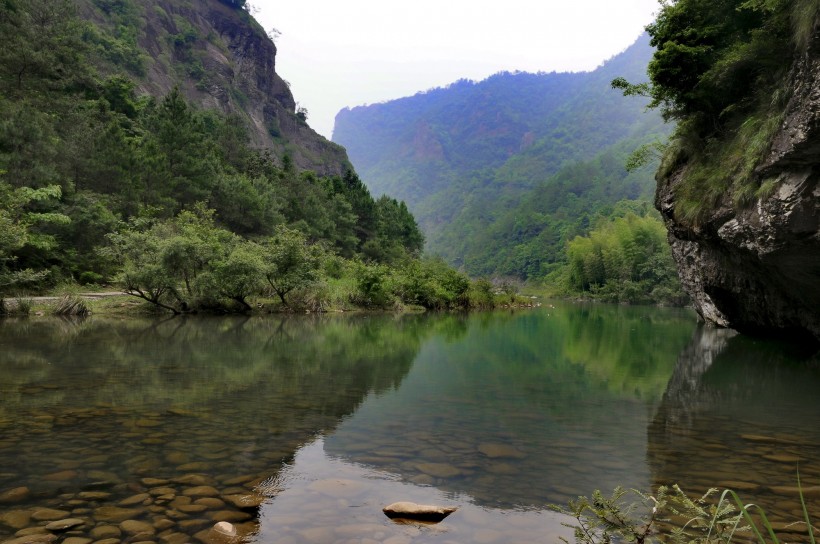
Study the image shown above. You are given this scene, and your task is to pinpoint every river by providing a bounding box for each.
[0,303,818,543]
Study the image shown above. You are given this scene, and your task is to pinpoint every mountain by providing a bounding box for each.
[78,0,349,176]
[0,0,432,305]
[333,34,671,278]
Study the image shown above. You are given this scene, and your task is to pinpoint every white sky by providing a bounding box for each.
[254,1,660,139]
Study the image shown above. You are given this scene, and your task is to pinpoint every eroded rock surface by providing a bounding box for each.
[657,28,820,342]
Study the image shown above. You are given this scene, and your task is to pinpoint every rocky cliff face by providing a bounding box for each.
[84,0,350,176]
[656,28,820,342]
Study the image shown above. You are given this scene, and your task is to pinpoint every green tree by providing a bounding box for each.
[260,226,322,307]
[195,240,263,311]
[0,0,89,98]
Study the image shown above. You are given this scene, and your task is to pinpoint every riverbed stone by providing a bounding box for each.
[77,491,111,501]
[382,502,458,522]
[93,539,121,544]
[415,463,461,478]
[169,496,192,509]
[120,519,156,536]
[141,478,169,487]
[120,493,151,506]
[220,475,253,486]
[762,453,802,463]
[31,508,71,521]
[45,518,86,531]
[0,486,30,504]
[89,524,121,539]
[177,462,211,472]
[208,510,251,523]
[3,534,57,544]
[159,531,189,544]
[0,510,32,529]
[222,494,264,510]
[62,537,92,544]
[182,486,219,497]
[178,518,212,531]
[173,474,211,486]
[148,487,177,496]
[219,487,247,496]
[178,504,209,513]
[93,506,142,523]
[194,498,225,509]
[43,470,76,483]
[213,521,237,537]
[154,518,176,531]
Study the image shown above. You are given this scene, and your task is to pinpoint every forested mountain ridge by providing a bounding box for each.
[78,0,349,175]
[2,0,494,314]
[333,34,676,288]
[334,34,658,202]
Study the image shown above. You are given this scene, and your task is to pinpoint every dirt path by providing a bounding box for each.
[21,292,128,303]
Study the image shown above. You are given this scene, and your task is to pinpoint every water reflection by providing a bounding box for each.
[324,303,694,509]
[648,326,820,532]
[4,305,816,544]
[0,315,428,542]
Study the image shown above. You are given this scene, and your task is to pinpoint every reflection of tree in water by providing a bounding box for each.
[648,326,820,522]
[0,314,444,520]
[0,314,442,413]
[325,306,696,510]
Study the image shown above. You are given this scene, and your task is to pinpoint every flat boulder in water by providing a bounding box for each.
[382,501,457,522]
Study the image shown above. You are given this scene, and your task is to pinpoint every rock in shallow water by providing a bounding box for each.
[382,502,458,522]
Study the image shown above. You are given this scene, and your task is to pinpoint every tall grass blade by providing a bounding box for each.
[726,489,780,544]
[797,469,816,544]
[716,489,745,542]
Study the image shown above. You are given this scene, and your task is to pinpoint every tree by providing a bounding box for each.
[260,226,322,307]
[196,241,263,311]
[0,0,89,98]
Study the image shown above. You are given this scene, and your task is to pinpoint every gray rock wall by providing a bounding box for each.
[656,27,820,342]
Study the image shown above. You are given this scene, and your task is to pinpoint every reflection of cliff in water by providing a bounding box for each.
[649,326,820,523]
[0,314,428,541]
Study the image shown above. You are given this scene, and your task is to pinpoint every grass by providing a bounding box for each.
[53,295,91,317]
[554,475,818,544]
[670,106,785,227]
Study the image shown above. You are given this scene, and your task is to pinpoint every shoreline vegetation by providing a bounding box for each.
[553,481,818,544]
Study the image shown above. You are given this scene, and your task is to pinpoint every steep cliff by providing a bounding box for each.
[80,0,350,176]
[656,25,820,342]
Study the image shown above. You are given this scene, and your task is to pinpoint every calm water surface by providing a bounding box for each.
[0,303,818,544]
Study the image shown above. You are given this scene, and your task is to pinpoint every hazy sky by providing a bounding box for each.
[255,1,660,139]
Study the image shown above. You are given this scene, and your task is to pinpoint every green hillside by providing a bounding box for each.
[333,34,676,291]
[1,0,505,314]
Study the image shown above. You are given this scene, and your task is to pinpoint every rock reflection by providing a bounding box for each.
[649,326,820,531]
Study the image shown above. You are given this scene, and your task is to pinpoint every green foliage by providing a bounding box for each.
[196,240,264,311]
[394,257,471,310]
[334,35,669,284]
[0,0,481,315]
[555,481,819,544]
[563,212,686,305]
[612,0,814,224]
[260,226,323,307]
[83,0,145,75]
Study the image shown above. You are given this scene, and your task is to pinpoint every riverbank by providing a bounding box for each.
[0,287,540,318]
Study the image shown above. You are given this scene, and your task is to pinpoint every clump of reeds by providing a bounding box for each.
[53,294,90,316]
